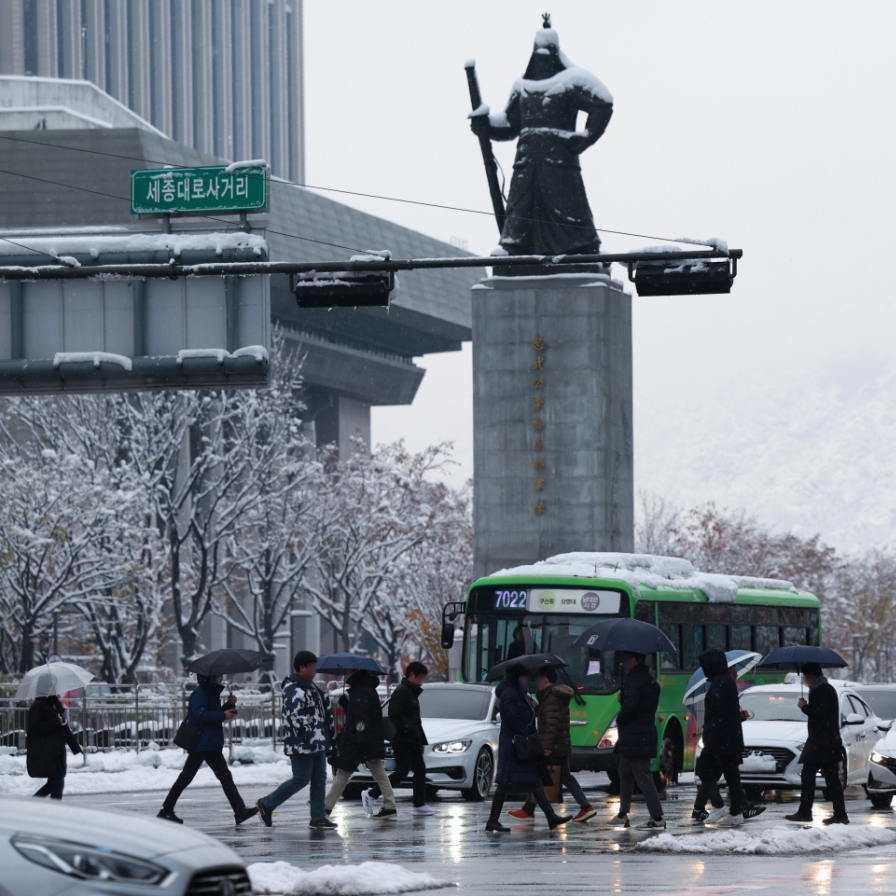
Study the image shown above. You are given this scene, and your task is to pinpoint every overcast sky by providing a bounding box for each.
[304,1,896,551]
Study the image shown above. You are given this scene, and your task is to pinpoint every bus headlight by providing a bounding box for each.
[432,740,472,753]
[598,725,619,750]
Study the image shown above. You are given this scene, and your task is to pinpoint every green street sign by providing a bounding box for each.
[130,165,267,215]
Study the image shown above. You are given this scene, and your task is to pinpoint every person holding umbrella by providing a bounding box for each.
[26,672,82,800]
[158,673,258,825]
[485,663,572,832]
[508,666,596,822]
[608,652,665,830]
[324,664,397,820]
[256,651,336,830]
[785,662,849,825]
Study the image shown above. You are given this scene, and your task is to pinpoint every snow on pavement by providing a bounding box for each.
[247,861,453,896]
[0,744,301,796]
[637,824,896,855]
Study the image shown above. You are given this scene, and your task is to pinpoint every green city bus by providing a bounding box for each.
[446,554,821,788]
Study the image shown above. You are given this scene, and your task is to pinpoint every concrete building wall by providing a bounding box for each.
[472,275,635,580]
[0,0,304,180]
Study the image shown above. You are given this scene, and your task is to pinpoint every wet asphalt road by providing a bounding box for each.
[71,774,896,895]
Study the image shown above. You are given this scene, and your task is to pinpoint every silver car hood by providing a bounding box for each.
[422,718,494,743]
[0,796,238,862]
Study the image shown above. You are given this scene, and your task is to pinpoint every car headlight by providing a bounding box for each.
[12,836,171,886]
[872,751,888,764]
[598,723,619,750]
[797,743,805,752]
[432,740,472,753]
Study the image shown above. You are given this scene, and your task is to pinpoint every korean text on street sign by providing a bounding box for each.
[130,165,267,215]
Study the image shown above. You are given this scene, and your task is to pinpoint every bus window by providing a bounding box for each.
[681,624,705,671]
[755,625,781,655]
[660,621,680,670]
[463,616,491,682]
[783,626,807,647]
[729,624,751,651]
[635,601,655,623]
[706,624,726,651]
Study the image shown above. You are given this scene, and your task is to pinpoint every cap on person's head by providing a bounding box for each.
[802,662,823,678]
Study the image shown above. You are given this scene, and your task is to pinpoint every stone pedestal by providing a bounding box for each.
[472,273,634,580]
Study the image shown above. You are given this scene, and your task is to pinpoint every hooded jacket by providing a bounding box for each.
[535,683,574,758]
[616,662,660,758]
[281,674,335,756]
[388,677,428,746]
[26,696,81,779]
[700,649,744,757]
[333,670,386,771]
[186,677,235,753]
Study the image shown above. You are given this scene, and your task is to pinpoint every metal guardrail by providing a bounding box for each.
[0,685,284,762]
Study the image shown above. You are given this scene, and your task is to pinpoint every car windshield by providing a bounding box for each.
[418,688,492,721]
[740,690,807,722]
[856,690,896,720]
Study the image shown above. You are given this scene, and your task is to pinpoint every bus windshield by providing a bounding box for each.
[740,690,806,722]
[464,612,623,695]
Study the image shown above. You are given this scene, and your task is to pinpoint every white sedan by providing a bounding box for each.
[347,682,499,801]
[729,683,882,797]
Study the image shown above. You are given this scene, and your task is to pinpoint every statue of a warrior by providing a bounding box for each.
[469,15,613,258]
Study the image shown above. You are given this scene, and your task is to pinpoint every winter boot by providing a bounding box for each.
[533,788,572,830]
[485,792,510,833]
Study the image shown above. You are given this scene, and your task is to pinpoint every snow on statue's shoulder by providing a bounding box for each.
[514,66,613,104]
[490,552,798,603]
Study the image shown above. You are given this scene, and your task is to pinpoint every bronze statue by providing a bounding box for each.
[468,15,613,259]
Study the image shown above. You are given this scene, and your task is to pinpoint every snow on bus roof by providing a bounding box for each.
[490,552,799,604]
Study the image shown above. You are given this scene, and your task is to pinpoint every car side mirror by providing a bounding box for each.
[493,712,501,724]
[879,720,894,732]
[844,713,864,726]
[440,622,456,650]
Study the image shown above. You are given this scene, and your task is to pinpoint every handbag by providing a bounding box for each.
[173,718,203,753]
[512,731,543,762]
[382,695,398,742]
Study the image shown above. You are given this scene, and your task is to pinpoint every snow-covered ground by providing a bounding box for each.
[0,743,303,796]
[637,824,896,855]
[247,861,452,896]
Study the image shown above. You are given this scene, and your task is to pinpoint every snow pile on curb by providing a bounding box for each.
[637,825,896,855]
[0,745,294,796]
[247,861,453,895]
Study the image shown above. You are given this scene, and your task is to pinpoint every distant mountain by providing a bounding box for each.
[635,355,896,552]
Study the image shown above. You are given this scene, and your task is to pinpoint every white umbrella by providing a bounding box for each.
[15,662,94,701]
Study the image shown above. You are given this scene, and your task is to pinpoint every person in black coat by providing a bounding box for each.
[608,652,665,830]
[325,668,397,819]
[785,662,848,824]
[693,648,748,825]
[485,663,572,832]
[27,685,82,800]
[365,661,434,816]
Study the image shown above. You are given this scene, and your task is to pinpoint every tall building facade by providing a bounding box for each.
[0,0,304,182]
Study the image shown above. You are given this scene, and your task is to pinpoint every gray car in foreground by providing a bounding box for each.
[0,796,249,896]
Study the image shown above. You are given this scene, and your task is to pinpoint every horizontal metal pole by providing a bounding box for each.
[0,248,742,281]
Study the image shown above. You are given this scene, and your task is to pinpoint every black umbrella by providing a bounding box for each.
[316,653,388,675]
[572,618,678,655]
[757,645,848,697]
[757,645,848,671]
[186,648,273,677]
[485,652,568,682]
